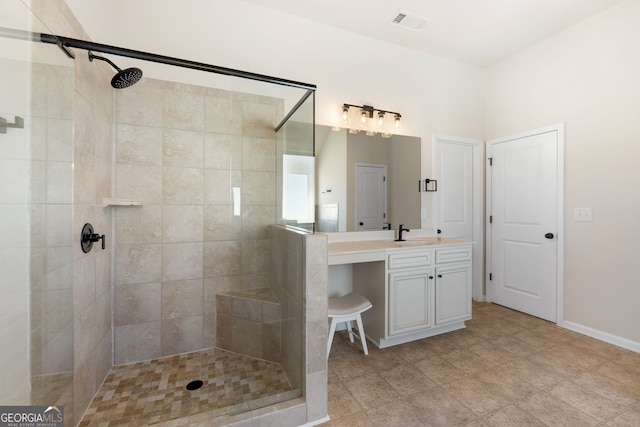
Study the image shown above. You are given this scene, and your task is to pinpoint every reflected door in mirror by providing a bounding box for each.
[356,163,387,230]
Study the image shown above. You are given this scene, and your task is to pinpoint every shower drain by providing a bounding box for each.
[185,380,204,391]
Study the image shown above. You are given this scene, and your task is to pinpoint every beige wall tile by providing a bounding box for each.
[242,171,275,205]
[115,205,162,244]
[231,317,262,358]
[204,205,237,241]
[117,164,163,205]
[163,167,204,205]
[163,205,204,243]
[242,102,278,138]
[204,133,241,170]
[232,297,262,322]
[204,94,242,135]
[115,321,162,364]
[203,169,231,205]
[161,316,203,355]
[242,136,276,172]
[115,243,162,285]
[241,205,274,240]
[116,81,164,127]
[163,90,204,132]
[116,124,163,166]
[163,129,204,168]
[46,162,73,204]
[115,282,161,326]
[162,242,203,281]
[73,253,96,315]
[162,279,204,319]
[203,241,241,278]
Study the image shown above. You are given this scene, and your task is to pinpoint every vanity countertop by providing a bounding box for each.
[328,237,471,265]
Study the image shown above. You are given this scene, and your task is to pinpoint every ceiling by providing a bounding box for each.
[245,0,622,67]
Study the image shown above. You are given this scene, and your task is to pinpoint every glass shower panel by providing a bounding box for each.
[0,0,74,412]
[276,90,315,232]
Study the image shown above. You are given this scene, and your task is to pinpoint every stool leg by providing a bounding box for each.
[345,319,355,343]
[327,317,338,359]
[355,314,369,356]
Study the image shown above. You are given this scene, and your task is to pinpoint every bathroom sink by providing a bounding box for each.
[393,238,441,247]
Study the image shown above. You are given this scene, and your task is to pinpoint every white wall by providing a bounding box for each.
[485,0,640,347]
[64,0,486,229]
[316,130,347,231]
[64,0,640,348]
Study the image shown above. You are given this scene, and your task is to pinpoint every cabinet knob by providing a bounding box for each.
[437,274,443,278]
[429,276,434,280]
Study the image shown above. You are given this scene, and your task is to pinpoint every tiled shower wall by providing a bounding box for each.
[113,78,284,364]
[23,2,116,425]
[269,225,329,424]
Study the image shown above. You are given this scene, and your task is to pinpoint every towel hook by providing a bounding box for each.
[0,116,25,134]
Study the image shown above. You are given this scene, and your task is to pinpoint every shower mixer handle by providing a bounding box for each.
[90,233,106,250]
[81,223,106,253]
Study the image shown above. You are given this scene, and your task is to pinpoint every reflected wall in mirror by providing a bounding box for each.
[316,126,421,232]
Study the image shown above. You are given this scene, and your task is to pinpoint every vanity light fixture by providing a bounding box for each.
[339,103,401,137]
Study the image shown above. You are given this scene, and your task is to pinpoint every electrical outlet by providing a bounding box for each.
[574,207,592,221]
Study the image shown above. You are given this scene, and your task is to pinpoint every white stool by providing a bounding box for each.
[327,292,372,359]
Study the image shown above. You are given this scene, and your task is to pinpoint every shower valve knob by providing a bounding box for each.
[81,223,106,253]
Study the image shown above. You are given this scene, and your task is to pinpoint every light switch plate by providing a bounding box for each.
[574,207,592,221]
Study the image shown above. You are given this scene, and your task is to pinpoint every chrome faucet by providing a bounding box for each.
[395,224,410,241]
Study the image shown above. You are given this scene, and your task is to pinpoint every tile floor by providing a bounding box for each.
[78,347,299,426]
[325,302,640,426]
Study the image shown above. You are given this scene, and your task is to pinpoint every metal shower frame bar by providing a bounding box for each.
[0,27,317,91]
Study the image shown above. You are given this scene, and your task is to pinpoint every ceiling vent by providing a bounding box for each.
[390,11,431,31]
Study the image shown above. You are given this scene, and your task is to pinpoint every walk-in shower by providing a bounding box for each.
[0,2,322,425]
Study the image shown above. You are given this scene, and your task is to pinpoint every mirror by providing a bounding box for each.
[315,126,421,232]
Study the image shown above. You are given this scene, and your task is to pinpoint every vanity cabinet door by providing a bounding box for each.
[388,268,434,336]
[435,263,472,325]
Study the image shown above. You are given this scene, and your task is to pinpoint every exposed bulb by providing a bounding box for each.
[360,110,367,125]
[341,106,349,121]
[394,114,401,129]
[378,112,385,127]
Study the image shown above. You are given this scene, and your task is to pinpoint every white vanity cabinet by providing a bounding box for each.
[434,246,472,325]
[388,267,434,335]
[332,239,472,348]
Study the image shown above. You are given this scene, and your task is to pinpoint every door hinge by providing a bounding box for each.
[489,157,493,166]
[383,213,386,218]
[489,273,492,281]
[383,176,386,182]
[489,215,492,224]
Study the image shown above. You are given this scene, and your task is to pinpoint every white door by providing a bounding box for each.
[434,135,484,301]
[356,164,387,230]
[436,142,473,239]
[488,127,562,322]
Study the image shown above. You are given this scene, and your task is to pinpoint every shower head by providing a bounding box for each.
[88,51,143,89]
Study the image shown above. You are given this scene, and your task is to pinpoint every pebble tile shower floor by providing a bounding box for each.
[78,347,299,426]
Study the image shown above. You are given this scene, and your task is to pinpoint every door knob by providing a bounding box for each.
[545,232,554,239]
[359,222,364,226]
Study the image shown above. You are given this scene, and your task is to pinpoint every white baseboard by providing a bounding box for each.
[303,415,330,426]
[562,321,640,353]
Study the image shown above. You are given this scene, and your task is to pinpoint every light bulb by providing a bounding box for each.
[341,105,349,121]
[378,112,385,127]
[394,114,401,129]
[361,110,367,125]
